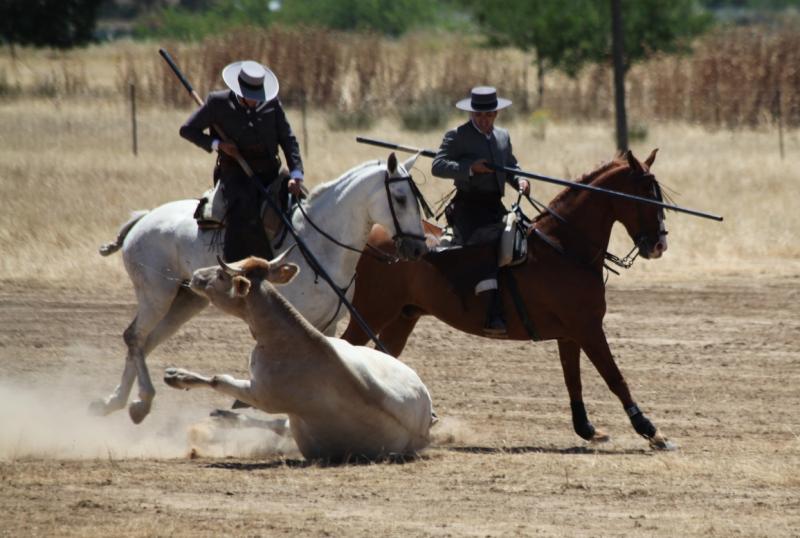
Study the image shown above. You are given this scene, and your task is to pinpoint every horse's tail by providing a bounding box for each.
[98,210,149,256]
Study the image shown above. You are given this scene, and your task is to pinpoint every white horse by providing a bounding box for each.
[93,153,427,424]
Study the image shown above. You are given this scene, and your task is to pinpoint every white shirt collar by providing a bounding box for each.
[470,119,493,140]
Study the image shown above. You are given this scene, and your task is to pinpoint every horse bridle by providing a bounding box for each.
[529,169,667,276]
[384,171,434,243]
[631,172,668,256]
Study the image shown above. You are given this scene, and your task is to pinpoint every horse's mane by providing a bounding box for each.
[304,160,383,204]
[535,156,628,222]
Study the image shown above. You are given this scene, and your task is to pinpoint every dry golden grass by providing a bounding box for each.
[1,43,799,536]
[0,94,797,286]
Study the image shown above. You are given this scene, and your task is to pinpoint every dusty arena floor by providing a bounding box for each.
[1,272,798,537]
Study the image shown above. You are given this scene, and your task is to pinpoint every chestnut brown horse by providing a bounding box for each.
[341,150,675,449]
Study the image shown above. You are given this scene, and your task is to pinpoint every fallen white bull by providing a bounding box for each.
[165,256,435,461]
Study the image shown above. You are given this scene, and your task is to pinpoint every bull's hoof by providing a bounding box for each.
[88,398,112,416]
[648,430,677,451]
[589,428,611,444]
[164,367,195,390]
[128,400,151,424]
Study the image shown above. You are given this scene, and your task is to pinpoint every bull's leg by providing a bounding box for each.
[577,324,674,450]
[557,338,609,443]
[164,368,260,409]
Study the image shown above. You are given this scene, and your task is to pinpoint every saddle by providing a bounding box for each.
[430,205,529,268]
[193,170,292,238]
[193,183,227,230]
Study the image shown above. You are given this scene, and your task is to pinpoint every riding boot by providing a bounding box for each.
[223,213,274,263]
[482,288,507,337]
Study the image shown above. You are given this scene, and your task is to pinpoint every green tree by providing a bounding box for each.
[274,0,437,36]
[0,0,104,49]
[136,0,441,40]
[463,0,712,106]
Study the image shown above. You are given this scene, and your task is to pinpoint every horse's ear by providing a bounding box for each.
[387,152,398,174]
[401,152,420,173]
[644,148,658,168]
[625,150,643,173]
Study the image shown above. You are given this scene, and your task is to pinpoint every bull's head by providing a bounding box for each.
[189,255,299,318]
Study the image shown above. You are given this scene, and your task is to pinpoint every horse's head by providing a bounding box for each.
[611,149,668,260]
[370,152,429,261]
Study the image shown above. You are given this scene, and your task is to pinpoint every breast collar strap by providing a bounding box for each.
[532,227,604,280]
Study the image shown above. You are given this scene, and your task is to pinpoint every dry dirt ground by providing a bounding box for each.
[1,272,799,537]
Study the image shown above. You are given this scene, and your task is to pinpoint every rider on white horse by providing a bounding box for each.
[180,59,304,262]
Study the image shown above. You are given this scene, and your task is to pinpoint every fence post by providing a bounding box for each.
[301,89,309,158]
[774,87,784,160]
[129,81,138,156]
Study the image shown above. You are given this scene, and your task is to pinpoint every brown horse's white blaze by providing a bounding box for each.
[342,149,676,451]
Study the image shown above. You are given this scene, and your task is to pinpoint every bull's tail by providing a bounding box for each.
[99,210,149,256]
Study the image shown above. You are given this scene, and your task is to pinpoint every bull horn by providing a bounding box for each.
[216,255,246,276]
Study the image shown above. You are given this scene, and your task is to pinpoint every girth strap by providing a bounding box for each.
[501,268,540,341]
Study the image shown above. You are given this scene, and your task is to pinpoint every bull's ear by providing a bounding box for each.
[387,152,398,174]
[270,263,299,285]
[644,148,658,168]
[232,276,251,298]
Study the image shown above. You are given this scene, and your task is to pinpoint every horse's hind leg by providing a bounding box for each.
[577,325,674,450]
[142,287,209,355]
[89,317,139,416]
[127,286,209,424]
[91,279,182,423]
[557,338,609,443]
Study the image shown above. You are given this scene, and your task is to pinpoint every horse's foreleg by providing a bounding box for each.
[578,325,673,449]
[340,301,403,351]
[378,308,421,357]
[557,338,609,443]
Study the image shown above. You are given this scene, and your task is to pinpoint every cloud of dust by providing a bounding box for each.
[429,417,482,447]
[0,378,297,461]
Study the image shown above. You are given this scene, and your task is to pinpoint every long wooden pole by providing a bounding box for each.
[356,135,723,222]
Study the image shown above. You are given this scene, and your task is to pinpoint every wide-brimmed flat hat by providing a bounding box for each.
[455,86,512,112]
[222,60,279,102]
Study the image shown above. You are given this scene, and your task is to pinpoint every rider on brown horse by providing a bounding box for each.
[432,86,531,337]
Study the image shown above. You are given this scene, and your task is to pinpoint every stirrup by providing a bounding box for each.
[482,318,508,337]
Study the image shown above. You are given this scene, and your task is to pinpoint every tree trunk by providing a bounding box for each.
[611,0,628,152]
[536,55,545,109]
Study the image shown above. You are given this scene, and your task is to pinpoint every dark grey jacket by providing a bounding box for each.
[431,120,519,195]
[180,89,303,176]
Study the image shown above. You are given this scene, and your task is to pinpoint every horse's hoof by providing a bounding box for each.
[589,429,611,444]
[648,430,677,451]
[128,400,151,424]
